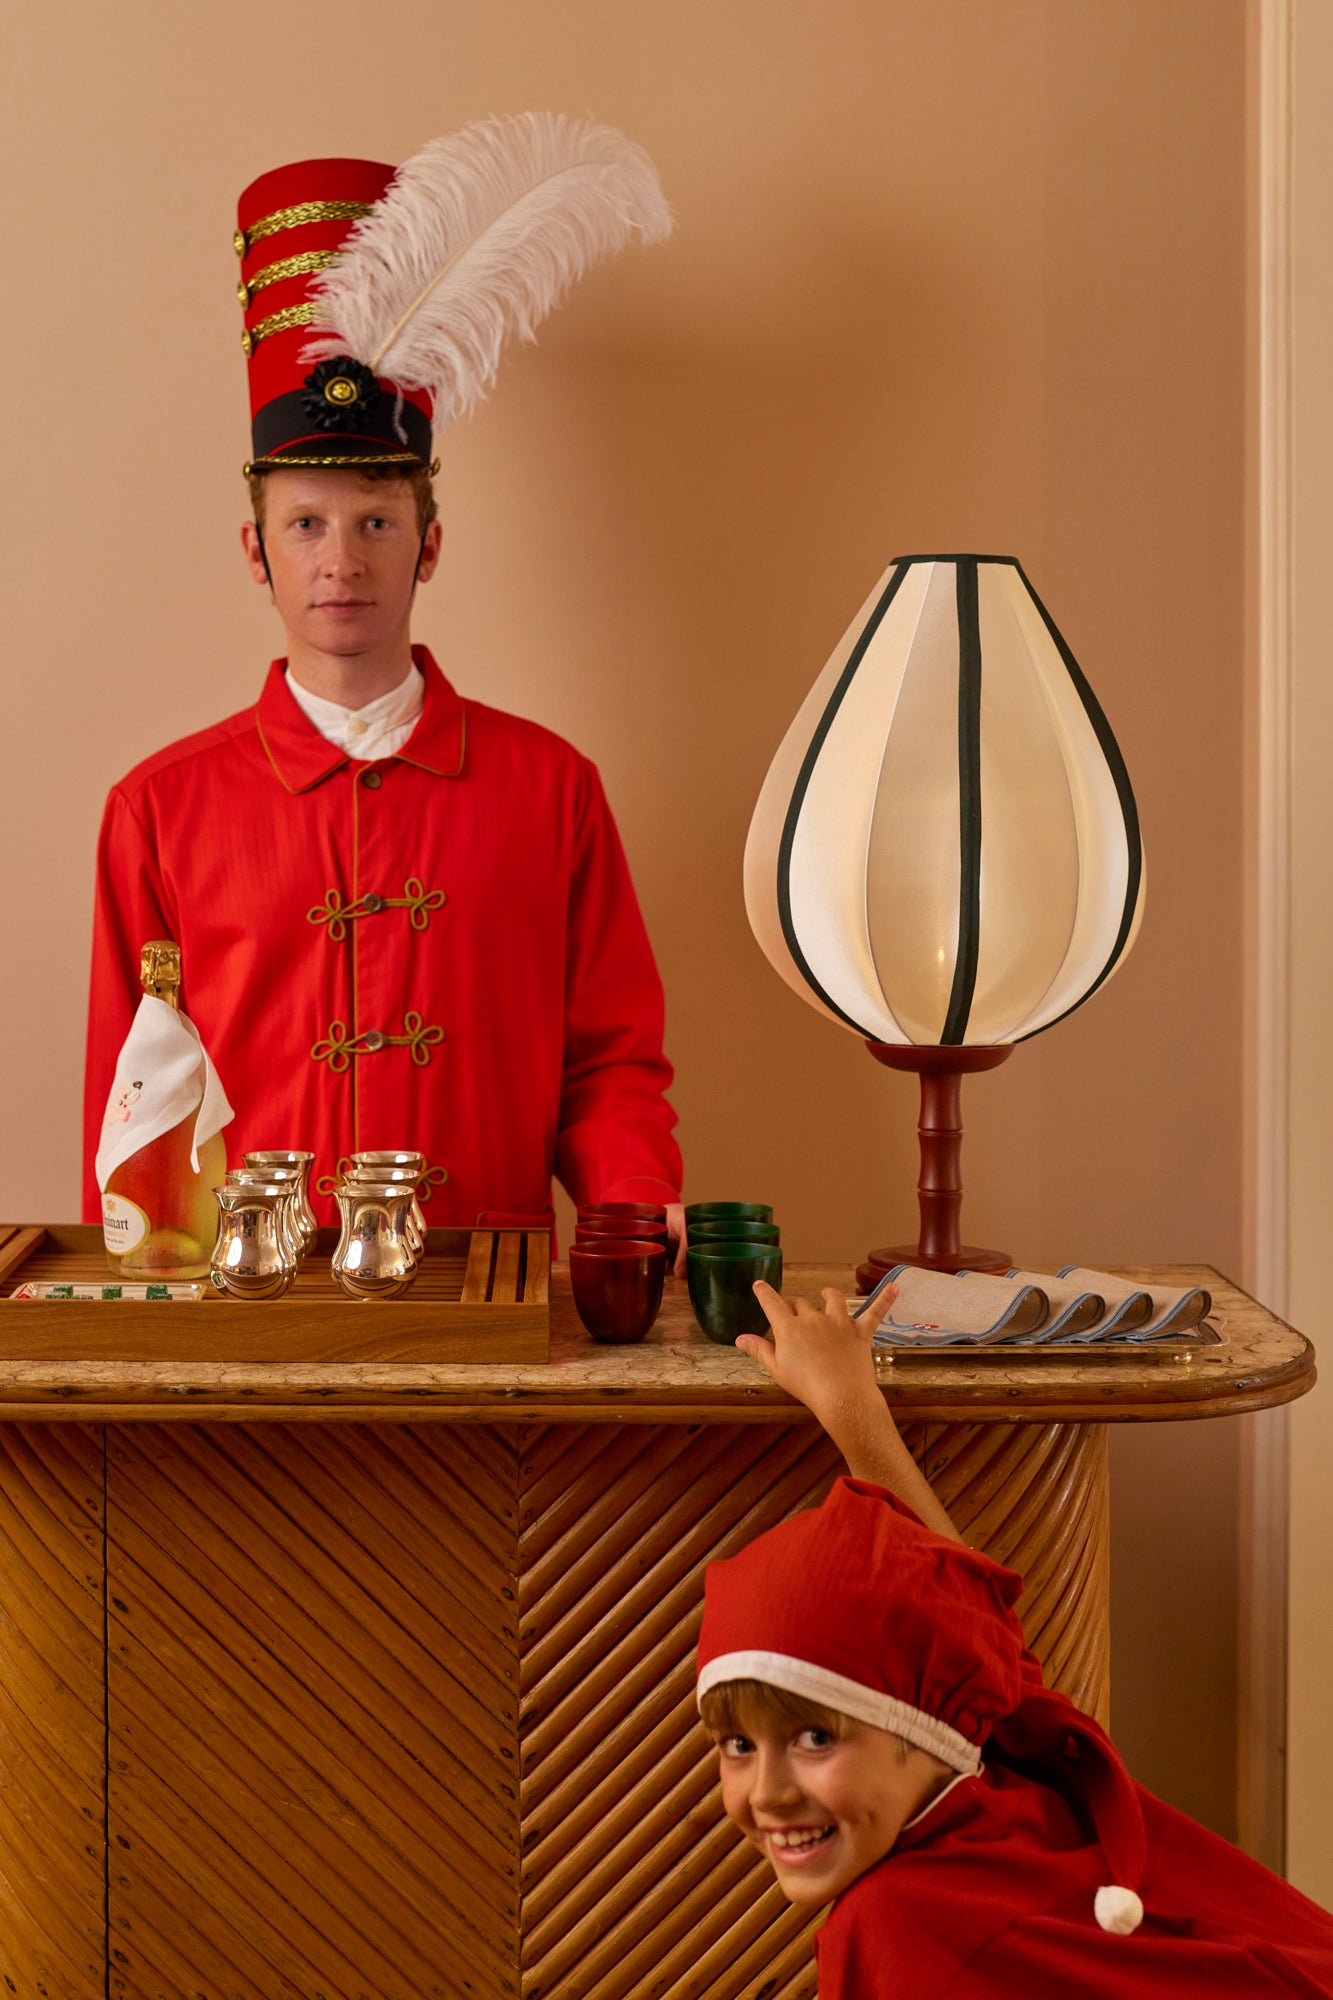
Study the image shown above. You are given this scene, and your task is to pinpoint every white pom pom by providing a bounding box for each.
[1094,1885,1144,1935]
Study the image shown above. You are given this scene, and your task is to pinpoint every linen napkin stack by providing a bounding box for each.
[860,1264,1213,1348]
[1052,1267,1212,1342]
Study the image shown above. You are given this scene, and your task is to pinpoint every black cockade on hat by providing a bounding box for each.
[301,357,383,432]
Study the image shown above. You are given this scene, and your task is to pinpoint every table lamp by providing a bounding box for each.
[744,554,1144,1287]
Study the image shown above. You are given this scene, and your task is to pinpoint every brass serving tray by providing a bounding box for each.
[867,1320,1223,1365]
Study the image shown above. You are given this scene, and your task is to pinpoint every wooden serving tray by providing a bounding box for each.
[0,1223,549,1365]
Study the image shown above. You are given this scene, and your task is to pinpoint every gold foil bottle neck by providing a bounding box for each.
[140,940,181,1009]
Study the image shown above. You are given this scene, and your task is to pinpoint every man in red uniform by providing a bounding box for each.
[84,125,684,1243]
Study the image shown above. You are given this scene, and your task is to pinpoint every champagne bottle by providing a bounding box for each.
[103,942,228,1279]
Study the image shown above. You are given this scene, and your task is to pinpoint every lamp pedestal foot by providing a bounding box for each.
[857,1043,1014,1292]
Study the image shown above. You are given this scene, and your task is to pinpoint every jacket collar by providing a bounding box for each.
[255,645,466,793]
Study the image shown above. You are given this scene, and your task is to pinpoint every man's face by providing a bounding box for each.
[241,468,441,662]
[713,1698,953,1906]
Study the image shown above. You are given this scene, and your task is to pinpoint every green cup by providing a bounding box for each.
[686,1241,783,1345]
[683,1201,774,1225]
[687,1219,780,1246]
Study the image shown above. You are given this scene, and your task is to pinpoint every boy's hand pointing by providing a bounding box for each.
[738,1282,888,1440]
[737,1278,962,1542]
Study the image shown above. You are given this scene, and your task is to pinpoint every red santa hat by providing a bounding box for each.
[697,1478,1148,1937]
[233,115,673,477]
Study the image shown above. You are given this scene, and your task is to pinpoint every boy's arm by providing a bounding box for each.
[739,1282,964,1543]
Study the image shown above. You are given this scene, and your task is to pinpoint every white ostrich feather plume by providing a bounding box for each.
[303,111,672,432]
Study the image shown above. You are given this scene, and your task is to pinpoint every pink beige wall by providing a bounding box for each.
[2,3,1247,1835]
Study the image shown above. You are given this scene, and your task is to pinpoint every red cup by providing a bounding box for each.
[578,1201,668,1227]
[575,1217,669,1247]
[569,1239,666,1343]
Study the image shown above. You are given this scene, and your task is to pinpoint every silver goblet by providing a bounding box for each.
[210,1184,298,1300]
[332,1182,420,1300]
[343,1164,426,1257]
[242,1151,318,1258]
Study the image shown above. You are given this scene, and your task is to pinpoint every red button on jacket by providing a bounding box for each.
[83,648,682,1225]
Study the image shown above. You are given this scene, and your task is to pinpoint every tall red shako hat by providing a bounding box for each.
[697,1478,1150,1937]
[237,158,434,472]
[233,115,674,479]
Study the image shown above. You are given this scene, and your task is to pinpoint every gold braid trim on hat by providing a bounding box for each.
[241,300,318,356]
[243,451,431,474]
[238,248,340,308]
[236,198,374,256]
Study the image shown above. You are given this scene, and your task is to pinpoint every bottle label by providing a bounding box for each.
[102,1192,149,1255]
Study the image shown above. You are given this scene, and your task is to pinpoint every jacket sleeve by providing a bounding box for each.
[82,784,178,1220]
[553,759,682,1208]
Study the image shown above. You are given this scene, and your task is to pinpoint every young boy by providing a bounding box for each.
[697,1280,1333,1996]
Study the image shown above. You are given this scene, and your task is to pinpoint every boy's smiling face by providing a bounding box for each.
[712,1695,954,1905]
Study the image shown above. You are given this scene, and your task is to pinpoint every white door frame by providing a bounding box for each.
[1239,0,1292,1877]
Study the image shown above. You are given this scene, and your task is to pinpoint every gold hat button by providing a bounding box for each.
[233,228,247,258]
[241,328,253,357]
[324,376,359,407]
[236,278,250,308]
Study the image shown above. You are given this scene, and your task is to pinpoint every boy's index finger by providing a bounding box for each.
[750,1279,794,1332]
[734,1332,777,1375]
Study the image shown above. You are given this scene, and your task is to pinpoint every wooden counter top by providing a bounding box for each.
[0,1261,1311,1424]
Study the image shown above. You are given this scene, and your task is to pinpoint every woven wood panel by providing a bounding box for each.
[105,1424,522,2000]
[0,1418,1108,1996]
[0,1424,106,1998]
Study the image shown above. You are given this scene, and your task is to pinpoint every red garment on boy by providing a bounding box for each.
[697,1479,1333,1998]
[83,648,681,1223]
[819,1753,1333,1996]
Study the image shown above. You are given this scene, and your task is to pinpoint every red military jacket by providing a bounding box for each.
[817,1759,1333,1998]
[83,648,682,1225]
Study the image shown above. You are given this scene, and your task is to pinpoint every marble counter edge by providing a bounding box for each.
[0,1267,1311,1426]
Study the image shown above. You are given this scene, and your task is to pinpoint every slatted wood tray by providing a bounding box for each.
[0,1223,549,1365]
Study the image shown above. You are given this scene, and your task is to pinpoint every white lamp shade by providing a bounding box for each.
[744,555,1145,1047]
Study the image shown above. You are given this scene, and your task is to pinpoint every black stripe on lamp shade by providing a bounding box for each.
[774,560,910,1037]
[1013,561,1144,1041]
[942,557,983,1045]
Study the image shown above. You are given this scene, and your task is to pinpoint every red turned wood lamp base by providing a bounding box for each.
[856,1042,1015,1291]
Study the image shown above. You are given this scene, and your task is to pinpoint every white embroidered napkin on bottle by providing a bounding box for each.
[95,996,233,1190]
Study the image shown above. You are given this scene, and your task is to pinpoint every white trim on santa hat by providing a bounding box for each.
[696,1649,982,1775]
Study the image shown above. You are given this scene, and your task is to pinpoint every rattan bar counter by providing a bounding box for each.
[0,1247,1311,2000]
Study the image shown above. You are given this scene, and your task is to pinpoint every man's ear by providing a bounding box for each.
[240,520,272,588]
[416,519,444,584]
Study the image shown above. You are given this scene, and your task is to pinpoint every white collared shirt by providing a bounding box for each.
[286,662,425,762]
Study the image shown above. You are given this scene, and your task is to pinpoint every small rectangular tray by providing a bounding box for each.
[865,1318,1223,1363]
[0,1224,550,1365]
